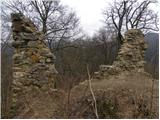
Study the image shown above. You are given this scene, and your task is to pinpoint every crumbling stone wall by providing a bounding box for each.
[10,13,57,117]
[96,29,148,78]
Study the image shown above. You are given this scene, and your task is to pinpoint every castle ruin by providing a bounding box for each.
[10,13,58,117]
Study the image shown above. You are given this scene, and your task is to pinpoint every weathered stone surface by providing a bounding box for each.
[20,32,36,40]
[12,41,26,47]
[10,13,58,117]
[11,13,37,33]
[13,72,26,78]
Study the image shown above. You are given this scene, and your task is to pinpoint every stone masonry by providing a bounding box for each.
[96,29,148,78]
[10,13,58,117]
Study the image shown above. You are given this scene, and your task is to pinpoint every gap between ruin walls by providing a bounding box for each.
[9,13,150,118]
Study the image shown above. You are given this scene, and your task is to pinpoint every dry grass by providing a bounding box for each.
[65,71,159,119]
[5,70,159,119]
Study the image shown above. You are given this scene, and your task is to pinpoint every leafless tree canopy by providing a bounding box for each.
[92,28,118,64]
[1,0,81,52]
[103,0,159,44]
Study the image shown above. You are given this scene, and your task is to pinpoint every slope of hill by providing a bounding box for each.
[144,32,159,78]
[145,32,159,63]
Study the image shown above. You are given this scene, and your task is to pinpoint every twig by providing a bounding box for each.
[87,65,99,119]
[66,87,71,118]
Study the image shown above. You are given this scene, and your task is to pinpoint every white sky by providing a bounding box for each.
[60,0,159,36]
[61,0,108,36]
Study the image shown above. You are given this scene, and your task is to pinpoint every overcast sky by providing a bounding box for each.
[61,0,108,36]
[60,0,159,36]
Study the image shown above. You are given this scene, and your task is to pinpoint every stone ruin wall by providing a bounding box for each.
[10,13,58,116]
[96,29,148,78]
[9,13,148,117]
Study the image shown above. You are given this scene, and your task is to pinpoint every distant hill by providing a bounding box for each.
[1,43,14,62]
[145,32,159,63]
[144,32,159,78]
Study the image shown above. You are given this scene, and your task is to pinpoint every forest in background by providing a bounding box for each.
[1,0,159,118]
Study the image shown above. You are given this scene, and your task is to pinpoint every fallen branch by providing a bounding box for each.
[87,65,99,119]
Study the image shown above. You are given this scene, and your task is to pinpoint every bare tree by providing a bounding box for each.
[92,27,117,64]
[1,0,80,52]
[103,0,159,46]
